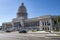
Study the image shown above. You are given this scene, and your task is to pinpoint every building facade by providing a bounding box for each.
[1,3,59,31]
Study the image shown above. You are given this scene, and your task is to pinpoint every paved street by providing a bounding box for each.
[0,32,60,40]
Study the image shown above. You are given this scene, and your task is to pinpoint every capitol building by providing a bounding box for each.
[1,3,60,31]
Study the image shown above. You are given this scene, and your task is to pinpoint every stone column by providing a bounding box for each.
[20,19,24,30]
[39,20,42,30]
[12,21,16,31]
[11,22,14,28]
[46,21,47,26]
[5,24,6,31]
[49,18,53,32]
[44,21,45,30]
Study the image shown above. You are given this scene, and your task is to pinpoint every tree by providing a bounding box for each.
[57,16,60,31]
[57,16,60,22]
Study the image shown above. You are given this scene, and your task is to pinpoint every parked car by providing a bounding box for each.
[19,30,27,33]
[5,28,14,32]
[5,30,11,32]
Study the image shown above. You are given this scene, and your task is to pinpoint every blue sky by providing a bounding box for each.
[0,0,60,26]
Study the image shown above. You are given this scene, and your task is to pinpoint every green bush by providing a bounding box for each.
[54,30,60,32]
[32,29,39,32]
[45,30,50,32]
